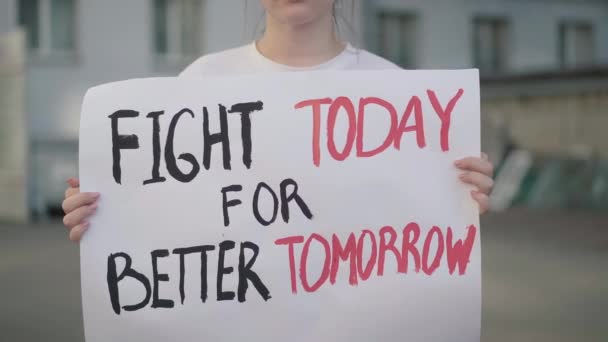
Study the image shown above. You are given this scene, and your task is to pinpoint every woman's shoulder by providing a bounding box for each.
[346,47,401,70]
[179,43,402,78]
[179,44,254,78]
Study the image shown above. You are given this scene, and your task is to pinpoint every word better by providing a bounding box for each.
[106,240,271,315]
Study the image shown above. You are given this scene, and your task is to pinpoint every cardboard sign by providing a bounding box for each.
[79,70,481,342]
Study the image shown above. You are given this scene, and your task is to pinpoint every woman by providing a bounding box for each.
[62,0,494,241]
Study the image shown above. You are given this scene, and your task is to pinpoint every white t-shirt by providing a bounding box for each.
[179,42,400,77]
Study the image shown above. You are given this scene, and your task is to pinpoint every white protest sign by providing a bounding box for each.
[79,70,481,342]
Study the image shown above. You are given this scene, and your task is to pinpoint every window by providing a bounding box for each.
[377,12,417,68]
[153,0,203,67]
[17,0,76,57]
[473,17,508,74]
[559,21,594,68]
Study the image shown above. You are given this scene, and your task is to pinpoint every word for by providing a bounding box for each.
[221,178,313,227]
[275,222,477,294]
[108,101,264,184]
[106,240,270,315]
[295,89,464,166]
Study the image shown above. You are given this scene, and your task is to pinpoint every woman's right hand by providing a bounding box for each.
[62,178,99,242]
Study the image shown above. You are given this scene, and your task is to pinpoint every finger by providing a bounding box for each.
[64,186,80,199]
[454,157,494,176]
[472,191,490,214]
[481,152,488,160]
[460,172,494,194]
[62,192,99,214]
[63,203,97,228]
[66,178,80,188]
[69,222,90,242]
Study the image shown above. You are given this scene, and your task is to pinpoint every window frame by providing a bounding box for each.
[16,0,79,65]
[375,9,419,69]
[151,0,204,71]
[472,15,510,75]
[558,19,595,69]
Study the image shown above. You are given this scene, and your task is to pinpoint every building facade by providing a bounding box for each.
[0,31,27,222]
[366,0,608,72]
[0,0,607,220]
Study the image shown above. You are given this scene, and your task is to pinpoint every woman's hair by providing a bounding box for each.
[333,0,357,40]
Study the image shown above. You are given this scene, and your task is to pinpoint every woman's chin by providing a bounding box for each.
[265,0,334,26]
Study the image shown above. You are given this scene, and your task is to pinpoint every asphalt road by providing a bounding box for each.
[1,209,607,342]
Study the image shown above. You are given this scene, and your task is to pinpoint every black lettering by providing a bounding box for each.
[238,241,271,302]
[172,245,216,304]
[108,110,140,184]
[228,101,264,169]
[280,178,314,222]
[151,249,174,309]
[221,185,243,227]
[252,182,279,226]
[165,108,200,182]
[107,252,151,315]
[143,111,167,185]
[217,240,236,301]
[203,105,231,170]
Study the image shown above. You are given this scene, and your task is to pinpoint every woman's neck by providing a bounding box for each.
[256,14,346,67]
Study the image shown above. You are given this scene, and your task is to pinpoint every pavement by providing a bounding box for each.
[0,208,607,342]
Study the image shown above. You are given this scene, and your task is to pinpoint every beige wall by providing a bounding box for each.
[482,91,608,158]
[0,30,27,222]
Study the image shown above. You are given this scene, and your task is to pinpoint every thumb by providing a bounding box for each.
[66,177,80,188]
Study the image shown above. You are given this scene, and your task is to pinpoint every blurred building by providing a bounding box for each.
[0,0,268,220]
[0,31,27,222]
[0,0,607,221]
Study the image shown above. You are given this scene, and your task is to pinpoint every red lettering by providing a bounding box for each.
[446,225,477,275]
[356,229,378,280]
[295,98,332,167]
[356,97,397,158]
[278,222,476,295]
[394,96,425,149]
[300,233,331,292]
[296,92,462,165]
[330,233,358,285]
[422,226,445,275]
[427,88,464,152]
[401,222,421,273]
[327,97,357,161]
[377,226,405,275]
[275,235,305,294]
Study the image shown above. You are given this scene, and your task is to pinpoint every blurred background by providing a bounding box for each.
[0,0,606,341]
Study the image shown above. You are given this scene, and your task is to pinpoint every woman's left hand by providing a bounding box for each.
[454,153,495,214]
